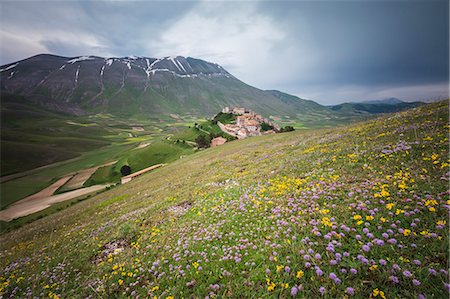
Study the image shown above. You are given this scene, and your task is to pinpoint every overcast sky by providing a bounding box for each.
[0,0,448,105]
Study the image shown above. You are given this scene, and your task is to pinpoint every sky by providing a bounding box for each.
[0,0,448,105]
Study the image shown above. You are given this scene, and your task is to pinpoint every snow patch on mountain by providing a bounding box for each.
[68,56,94,64]
[0,63,18,72]
[105,59,114,66]
[75,66,80,83]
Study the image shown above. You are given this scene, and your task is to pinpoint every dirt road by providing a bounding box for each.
[0,184,109,222]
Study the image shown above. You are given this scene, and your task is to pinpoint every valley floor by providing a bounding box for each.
[0,101,448,298]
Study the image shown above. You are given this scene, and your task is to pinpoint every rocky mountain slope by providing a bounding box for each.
[1,54,317,118]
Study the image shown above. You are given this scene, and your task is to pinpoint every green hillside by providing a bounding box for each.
[0,101,448,298]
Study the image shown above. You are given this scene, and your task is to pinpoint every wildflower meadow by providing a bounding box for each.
[0,101,448,298]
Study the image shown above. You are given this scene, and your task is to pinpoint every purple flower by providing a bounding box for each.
[315,253,321,260]
[429,268,437,276]
[413,260,421,266]
[413,279,421,286]
[362,245,370,252]
[290,286,298,297]
[379,259,387,266]
[389,275,399,284]
[285,266,291,273]
[418,294,426,299]
[316,268,323,276]
[403,270,412,278]
[305,262,311,268]
[350,268,358,274]
[346,287,355,296]
[319,286,326,296]
[329,259,338,265]
[374,239,385,246]
[329,272,337,280]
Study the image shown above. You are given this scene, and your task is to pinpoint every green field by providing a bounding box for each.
[0,109,236,209]
[0,101,448,298]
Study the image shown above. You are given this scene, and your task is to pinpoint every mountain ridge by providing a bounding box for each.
[1,54,313,118]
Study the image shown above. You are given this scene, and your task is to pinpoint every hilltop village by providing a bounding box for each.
[217,107,281,139]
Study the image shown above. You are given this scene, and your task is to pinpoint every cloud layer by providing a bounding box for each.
[0,1,448,104]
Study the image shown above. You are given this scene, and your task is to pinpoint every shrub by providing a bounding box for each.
[120,165,132,176]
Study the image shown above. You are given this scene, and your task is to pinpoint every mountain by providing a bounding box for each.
[1,54,318,118]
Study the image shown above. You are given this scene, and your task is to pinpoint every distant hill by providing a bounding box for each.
[361,97,405,105]
[329,98,424,114]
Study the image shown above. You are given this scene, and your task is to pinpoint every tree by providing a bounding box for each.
[195,135,211,148]
[280,126,295,132]
[261,122,274,131]
[120,165,132,176]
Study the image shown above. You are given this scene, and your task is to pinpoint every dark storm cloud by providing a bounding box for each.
[258,1,448,89]
[0,0,448,104]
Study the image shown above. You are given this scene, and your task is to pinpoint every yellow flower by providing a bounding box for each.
[429,207,436,212]
[386,203,395,210]
[398,183,407,190]
[380,217,386,223]
[357,220,364,225]
[425,199,437,206]
[296,270,304,279]
[166,296,174,299]
[267,282,276,291]
[276,265,284,272]
[372,288,386,298]
[395,209,404,215]
[403,229,411,236]
[380,189,390,197]
[353,215,362,220]
[366,215,374,221]
[369,264,378,271]
[437,220,446,226]
[118,279,123,286]
[321,217,332,227]
[151,285,159,292]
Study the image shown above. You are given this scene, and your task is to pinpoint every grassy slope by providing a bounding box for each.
[0,101,448,298]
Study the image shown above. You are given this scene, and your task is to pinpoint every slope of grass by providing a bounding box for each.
[0,101,448,298]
